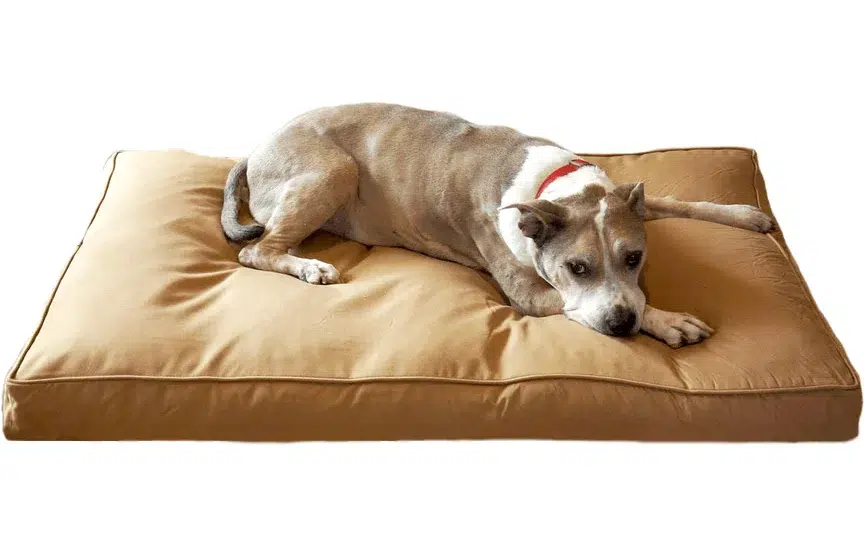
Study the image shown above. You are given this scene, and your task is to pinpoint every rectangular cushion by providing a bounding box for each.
[4,148,860,441]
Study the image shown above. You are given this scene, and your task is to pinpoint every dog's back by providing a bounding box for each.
[246,104,554,265]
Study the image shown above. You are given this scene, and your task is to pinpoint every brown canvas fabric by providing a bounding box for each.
[4,148,860,441]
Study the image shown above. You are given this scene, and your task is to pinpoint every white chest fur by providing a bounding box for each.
[497,145,614,266]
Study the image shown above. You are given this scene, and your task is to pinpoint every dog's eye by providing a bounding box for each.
[626,251,643,269]
[568,262,589,277]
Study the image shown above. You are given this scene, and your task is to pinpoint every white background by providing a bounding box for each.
[0,1,861,538]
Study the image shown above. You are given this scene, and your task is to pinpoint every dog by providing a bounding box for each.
[221,104,775,347]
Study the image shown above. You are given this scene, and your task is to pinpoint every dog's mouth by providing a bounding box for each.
[604,323,640,337]
[564,308,640,337]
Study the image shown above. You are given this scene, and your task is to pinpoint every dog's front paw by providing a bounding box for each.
[300,259,341,285]
[728,204,777,233]
[641,307,714,348]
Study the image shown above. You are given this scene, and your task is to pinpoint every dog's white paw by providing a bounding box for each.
[642,308,714,348]
[728,204,776,233]
[237,244,260,267]
[300,259,341,285]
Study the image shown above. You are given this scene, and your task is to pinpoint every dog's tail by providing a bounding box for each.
[221,158,265,242]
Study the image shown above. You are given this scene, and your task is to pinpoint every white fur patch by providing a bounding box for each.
[365,133,380,155]
[594,198,608,234]
[498,145,614,265]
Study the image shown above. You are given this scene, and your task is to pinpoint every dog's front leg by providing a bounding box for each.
[505,273,564,317]
[476,229,564,317]
[644,195,776,233]
[486,259,563,317]
[640,305,714,348]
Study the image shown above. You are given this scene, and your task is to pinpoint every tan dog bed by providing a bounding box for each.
[4,149,860,441]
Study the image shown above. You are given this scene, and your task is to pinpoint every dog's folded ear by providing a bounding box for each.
[613,182,645,218]
[500,200,566,246]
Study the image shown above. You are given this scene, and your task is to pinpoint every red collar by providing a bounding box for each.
[535,158,593,199]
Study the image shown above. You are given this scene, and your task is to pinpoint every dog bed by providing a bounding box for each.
[4,148,860,441]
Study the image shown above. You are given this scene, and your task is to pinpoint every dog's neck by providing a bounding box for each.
[497,145,615,266]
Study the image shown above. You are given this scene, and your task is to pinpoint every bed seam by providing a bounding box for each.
[5,373,859,396]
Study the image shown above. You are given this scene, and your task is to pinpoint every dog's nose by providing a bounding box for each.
[605,306,637,337]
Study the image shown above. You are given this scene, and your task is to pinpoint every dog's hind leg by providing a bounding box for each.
[644,195,776,233]
[238,135,359,284]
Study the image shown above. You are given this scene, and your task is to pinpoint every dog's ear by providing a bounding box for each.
[500,200,566,246]
[614,182,645,218]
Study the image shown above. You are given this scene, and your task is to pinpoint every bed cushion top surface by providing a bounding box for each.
[4,148,860,441]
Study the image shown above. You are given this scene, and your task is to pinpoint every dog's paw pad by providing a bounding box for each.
[730,205,776,233]
[300,260,341,285]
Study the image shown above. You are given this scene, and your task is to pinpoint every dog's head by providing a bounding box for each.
[504,183,647,336]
